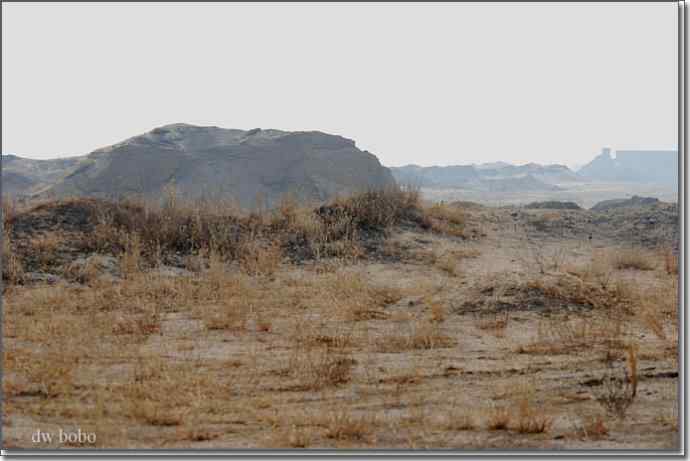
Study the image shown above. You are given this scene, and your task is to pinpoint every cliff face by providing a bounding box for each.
[579,148,678,185]
[39,124,396,208]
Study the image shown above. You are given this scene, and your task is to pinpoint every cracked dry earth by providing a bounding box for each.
[2,206,680,450]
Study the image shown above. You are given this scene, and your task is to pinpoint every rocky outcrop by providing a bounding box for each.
[39,124,396,208]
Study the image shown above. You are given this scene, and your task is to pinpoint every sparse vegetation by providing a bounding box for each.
[2,188,678,450]
[611,247,655,271]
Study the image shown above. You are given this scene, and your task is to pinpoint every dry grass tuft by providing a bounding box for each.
[440,411,478,431]
[376,320,455,352]
[425,203,466,237]
[513,398,552,434]
[474,311,509,337]
[579,415,609,440]
[273,425,312,448]
[661,247,678,275]
[2,232,24,285]
[238,240,283,276]
[120,233,143,278]
[324,410,376,442]
[434,252,460,277]
[486,406,511,431]
[611,248,655,271]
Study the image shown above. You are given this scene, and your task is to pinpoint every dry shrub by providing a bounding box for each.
[288,321,356,390]
[29,233,62,269]
[376,320,455,352]
[514,398,552,434]
[486,406,511,430]
[130,400,184,427]
[195,293,252,332]
[638,301,667,340]
[324,410,376,442]
[612,247,655,271]
[569,249,615,289]
[474,311,509,337]
[288,345,356,391]
[516,317,593,355]
[425,203,465,237]
[273,425,312,448]
[64,255,118,284]
[238,239,283,276]
[9,348,76,398]
[440,411,477,431]
[2,198,23,284]
[435,252,459,277]
[11,186,446,276]
[2,231,23,284]
[2,197,17,226]
[120,233,142,278]
[662,247,678,275]
[339,186,421,232]
[429,299,446,323]
[593,345,638,418]
[525,271,638,314]
[320,271,402,321]
[112,310,161,338]
[451,247,481,259]
[122,358,219,428]
[579,415,609,440]
[619,272,676,340]
[519,238,569,275]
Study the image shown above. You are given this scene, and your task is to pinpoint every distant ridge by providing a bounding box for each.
[388,162,580,191]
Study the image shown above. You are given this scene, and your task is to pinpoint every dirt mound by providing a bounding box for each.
[11,198,109,237]
[517,202,678,250]
[5,190,475,283]
[453,272,636,315]
[525,201,581,210]
[590,195,661,212]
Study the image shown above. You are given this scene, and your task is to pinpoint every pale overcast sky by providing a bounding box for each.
[2,2,679,167]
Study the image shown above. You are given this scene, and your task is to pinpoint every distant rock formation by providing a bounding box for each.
[389,164,481,188]
[31,124,396,208]
[389,162,578,191]
[578,148,678,185]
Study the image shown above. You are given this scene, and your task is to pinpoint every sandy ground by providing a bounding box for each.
[2,205,680,451]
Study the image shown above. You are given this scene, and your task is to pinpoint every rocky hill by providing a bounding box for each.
[31,124,396,208]
[2,154,85,197]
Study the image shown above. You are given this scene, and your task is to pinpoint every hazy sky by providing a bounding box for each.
[2,2,679,167]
